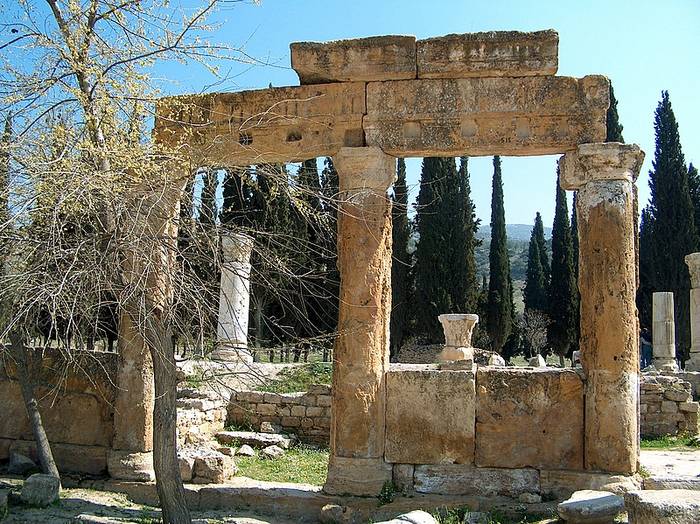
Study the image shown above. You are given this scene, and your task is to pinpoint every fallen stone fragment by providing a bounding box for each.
[177,452,195,482]
[216,430,291,449]
[192,450,237,483]
[624,489,700,524]
[20,473,60,508]
[519,492,542,504]
[261,445,284,459]
[236,444,256,457]
[557,490,624,523]
[319,503,359,524]
[374,509,437,524]
[488,354,506,366]
[463,513,490,524]
[217,446,234,456]
[528,355,547,367]
[8,452,37,476]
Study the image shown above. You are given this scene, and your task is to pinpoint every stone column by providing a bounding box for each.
[324,147,395,496]
[109,316,155,481]
[211,232,254,362]
[559,142,644,475]
[652,292,678,372]
[685,253,700,371]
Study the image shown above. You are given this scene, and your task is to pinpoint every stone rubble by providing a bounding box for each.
[7,452,37,476]
[216,430,292,450]
[20,473,60,508]
[557,490,624,523]
[261,445,285,460]
[236,444,256,457]
[374,509,437,524]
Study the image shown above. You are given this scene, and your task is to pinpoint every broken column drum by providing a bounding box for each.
[652,292,678,372]
[685,253,700,371]
[212,232,254,362]
[560,142,645,474]
[324,147,395,496]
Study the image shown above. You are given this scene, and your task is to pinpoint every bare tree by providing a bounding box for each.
[519,309,551,358]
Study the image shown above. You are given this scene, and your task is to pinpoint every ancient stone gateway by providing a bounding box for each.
[154,30,645,496]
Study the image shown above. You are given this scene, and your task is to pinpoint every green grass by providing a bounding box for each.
[641,434,700,449]
[255,361,332,393]
[234,445,329,485]
[432,508,555,524]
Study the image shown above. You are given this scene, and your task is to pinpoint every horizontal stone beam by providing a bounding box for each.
[416,30,558,79]
[290,36,416,84]
[363,75,609,157]
[154,82,366,166]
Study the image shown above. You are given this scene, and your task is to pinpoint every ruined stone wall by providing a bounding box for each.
[675,371,700,399]
[640,374,699,438]
[0,348,118,475]
[227,385,331,444]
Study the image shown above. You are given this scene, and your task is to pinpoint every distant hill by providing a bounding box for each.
[477,223,552,242]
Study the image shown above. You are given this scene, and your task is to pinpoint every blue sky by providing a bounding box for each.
[163,0,699,226]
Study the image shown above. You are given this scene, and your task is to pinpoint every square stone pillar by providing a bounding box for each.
[684,253,700,371]
[560,142,645,474]
[211,232,254,362]
[324,147,395,496]
[652,292,678,371]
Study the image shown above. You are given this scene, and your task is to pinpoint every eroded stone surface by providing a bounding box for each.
[561,142,645,474]
[475,367,584,470]
[416,30,558,79]
[20,474,60,508]
[155,83,366,166]
[364,75,608,157]
[540,470,641,500]
[323,456,392,496]
[625,489,700,524]
[385,366,475,465]
[557,490,624,523]
[291,36,416,84]
[216,431,291,450]
[413,464,539,497]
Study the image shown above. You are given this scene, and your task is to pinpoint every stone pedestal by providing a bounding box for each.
[324,147,395,496]
[560,142,645,475]
[211,232,254,362]
[437,314,478,363]
[685,253,700,371]
[652,292,678,372]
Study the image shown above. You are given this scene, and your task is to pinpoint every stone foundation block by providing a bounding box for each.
[108,450,154,481]
[324,456,392,496]
[414,464,539,497]
[475,367,584,470]
[392,464,415,494]
[540,470,641,500]
[625,489,700,523]
[385,365,475,465]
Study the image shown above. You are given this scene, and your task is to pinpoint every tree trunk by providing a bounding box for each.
[9,334,60,479]
[559,354,565,368]
[143,317,191,524]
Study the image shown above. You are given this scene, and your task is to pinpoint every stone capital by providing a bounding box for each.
[334,146,396,192]
[221,232,254,263]
[558,142,645,191]
[685,253,700,288]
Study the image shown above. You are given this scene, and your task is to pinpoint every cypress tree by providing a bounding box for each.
[390,158,411,357]
[533,211,550,282]
[606,83,624,143]
[647,91,698,363]
[549,175,578,364]
[486,156,513,354]
[524,212,548,313]
[687,163,700,236]
[451,157,480,313]
[414,157,460,342]
[319,157,340,343]
[637,207,655,332]
[199,168,218,227]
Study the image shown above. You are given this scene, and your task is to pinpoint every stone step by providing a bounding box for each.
[644,476,700,491]
[216,430,292,450]
[625,489,700,523]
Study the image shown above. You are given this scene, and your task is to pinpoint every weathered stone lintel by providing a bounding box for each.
[416,30,558,79]
[155,82,367,166]
[364,75,608,158]
[291,36,417,84]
